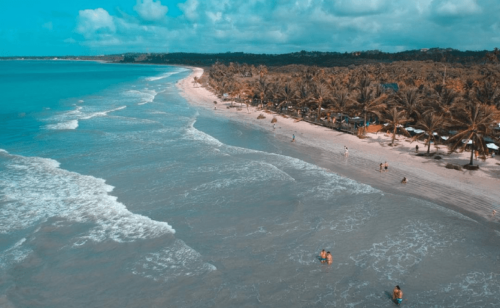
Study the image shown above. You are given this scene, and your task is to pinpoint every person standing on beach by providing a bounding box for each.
[273,123,276,130]
[384,161,388,171]
[380,163,384,172]
[292,134,295,142]
[415,145,419,153]
[393,285,403,305]
[344,146,349,157]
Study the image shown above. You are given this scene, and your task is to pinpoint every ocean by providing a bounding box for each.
[0,60,499,307]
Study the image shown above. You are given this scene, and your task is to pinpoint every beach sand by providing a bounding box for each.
[178,67,500,224]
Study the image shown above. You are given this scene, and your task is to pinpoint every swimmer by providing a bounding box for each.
[401,177,407,184]
[393,285,403,305]
[273,123,276,130]
[319,249,327,263]
[326,251,333,265]
[492,210,497,216]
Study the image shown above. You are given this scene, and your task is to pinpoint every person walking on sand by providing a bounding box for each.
[326,251,333,264]
[384,161,389,171]
[344,146,349,157]
[319,249,327,263]
[393,285,403,305]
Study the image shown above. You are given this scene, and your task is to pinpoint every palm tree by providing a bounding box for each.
[395,87,422,122]
[296,81,312,117]
[448,102,499,166]
[311,83,330,120]
[276,81,297,113]
[255,77,269,109]
[383,107,411,145]
[350,86,387,134]
[332,91,350,129]
[412,113,446,154]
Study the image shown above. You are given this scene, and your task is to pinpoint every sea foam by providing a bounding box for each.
[126,89,157,105]
[45,105,127,130]
[0,151,175,242]
[145,69,187,81]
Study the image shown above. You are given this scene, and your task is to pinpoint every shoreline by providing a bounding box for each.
[177,67,500,226]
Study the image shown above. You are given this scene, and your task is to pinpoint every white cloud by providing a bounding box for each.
[70,0,500,54]
[431,0,482,16]
[76,8,115,38]
[178,0,198,21]
[134,0,168,22]
[206,11,222,23]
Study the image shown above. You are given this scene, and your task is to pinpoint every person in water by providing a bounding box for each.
[380,163,384,172]
[319,249,327,263]
[384,161,389,171]
[292,134,295,142]
[401,177,407,184]
[393,285,403,305]
[326,251,333,264]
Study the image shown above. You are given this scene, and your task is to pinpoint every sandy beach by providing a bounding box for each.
[178,67,500,224]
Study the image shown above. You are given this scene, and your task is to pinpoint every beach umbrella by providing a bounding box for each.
[462,139,473,145]
[487,143,499,150]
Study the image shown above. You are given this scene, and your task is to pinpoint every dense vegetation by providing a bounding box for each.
[206,60,500,167]
[117,49,500,67]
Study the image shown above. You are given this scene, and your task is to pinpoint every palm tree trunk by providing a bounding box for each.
[364,112,367,134]
[470,146,474,165]
[427,137,431,154]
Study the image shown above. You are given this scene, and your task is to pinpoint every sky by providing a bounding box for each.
[1,0,500,56]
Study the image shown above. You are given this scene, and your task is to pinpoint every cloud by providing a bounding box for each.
[134,0,168,22]
[68,0,500,55]
[431,0,481,17]
[178,0,198,21]
[76,8,115,39]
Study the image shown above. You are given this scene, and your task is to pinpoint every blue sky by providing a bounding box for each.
[1,0,500,56]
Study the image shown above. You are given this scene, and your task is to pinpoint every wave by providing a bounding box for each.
[132,239,216,281]
[45,119,79,130]
[0,238,31,271]
[126,89,157,105]
[184,120,379,196]
[80,106,126,120]
[45,106,127,130]
[0,150,175,243]
[145,69,187,82]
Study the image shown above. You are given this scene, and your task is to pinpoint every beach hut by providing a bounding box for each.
[487,143,499,156]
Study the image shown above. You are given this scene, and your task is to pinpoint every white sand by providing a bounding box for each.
[178,67,500,222]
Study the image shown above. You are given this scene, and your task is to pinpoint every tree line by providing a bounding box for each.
[207,61,500,167]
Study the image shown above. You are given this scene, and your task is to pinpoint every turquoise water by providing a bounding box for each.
[0,60,499,307]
